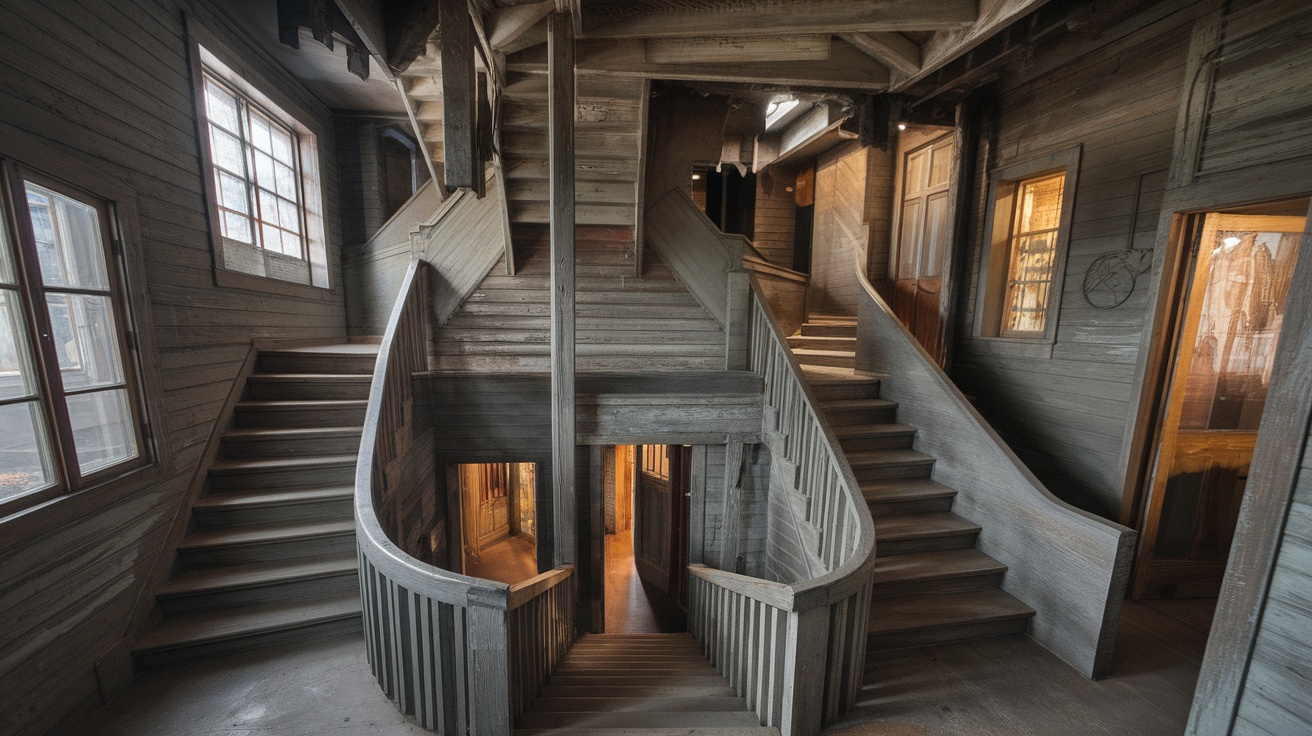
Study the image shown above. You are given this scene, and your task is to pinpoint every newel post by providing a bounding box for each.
[466,590,512,735]
[725,235,750,370]
[781,605,830,736]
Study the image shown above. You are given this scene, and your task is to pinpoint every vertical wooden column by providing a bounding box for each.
[438,0,478,190]
[549,8,577,568]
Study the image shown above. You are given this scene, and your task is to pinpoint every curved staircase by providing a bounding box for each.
[132,344,376,668]
[788,318,1035,650]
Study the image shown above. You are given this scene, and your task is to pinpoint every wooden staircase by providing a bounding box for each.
[787,318,1035,650]
[133,344,377,668]
[514,633,778,735]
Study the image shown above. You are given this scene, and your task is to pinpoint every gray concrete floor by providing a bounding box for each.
[78,600,1209,736]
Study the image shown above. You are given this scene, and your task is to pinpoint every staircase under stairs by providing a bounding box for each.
[514,633,778,735]
[786,317,1035,650]
[133,343,377,668]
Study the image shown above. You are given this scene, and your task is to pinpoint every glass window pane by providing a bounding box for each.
[258,188,280,228]
[253,152,275,191]
[45,293,123,391]
[274,163,296,199]
[222,210,254,244]
[25,183,110,291]
[67,388,136,475]
[0,401,56,500]
[922,193,949,278]
[1015,174,1064,235]
[0,201,14,285]
[209,127,246,175]
[0,289,40,401]
[217,171,250,214]
[249,113,273,154]
[929,141,954,188]
[261,223,282,254]
[904,149,928,195]
[897,200,920,277]
[270,128,294,164]
[281,230,303,257]
[277,198,299,233]
[203,78,240,133]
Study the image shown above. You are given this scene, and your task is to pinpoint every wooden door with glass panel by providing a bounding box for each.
[894,135,954,363]
[1134,214,1303,598]
[633,444,689,604]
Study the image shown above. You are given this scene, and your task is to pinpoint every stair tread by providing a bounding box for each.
[236,399,367,409]
[799,365,874,384]
[134,593,360,653]
[517,711,762,728]
[178,518,354,550]
[873,549,1007,585]
[862,478,958,503]
[791,347,857,358]
[517,729,779,736]
[210,454,357,473]
[820,397,896,410]
[867,590,1034,635]
[194,484,354,510]
[835,423,916,437]
[246,373,372,381]
[846,448,935,465]
[158,553,357,597]
[874,512,981,541]
[223,426,363,440]
[527,696,746,712]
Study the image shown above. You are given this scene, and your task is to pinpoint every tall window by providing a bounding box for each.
[1000,172,1065,336]
[193,43,328,290]
[0,166,143,506]
[975,146,1080,346]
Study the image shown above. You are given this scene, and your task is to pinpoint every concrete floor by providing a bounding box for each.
[78,600,1209,736]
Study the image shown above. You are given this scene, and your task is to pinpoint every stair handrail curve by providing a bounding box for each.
[686,274,877,736]
[355,257,575,734]
[853,272,1135,678]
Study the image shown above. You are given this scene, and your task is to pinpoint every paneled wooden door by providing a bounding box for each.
[633,444,689,604]
[1134,214,1304,598]
[893,134,954,364]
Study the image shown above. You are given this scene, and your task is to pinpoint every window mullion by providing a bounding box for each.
[238,99,262,251]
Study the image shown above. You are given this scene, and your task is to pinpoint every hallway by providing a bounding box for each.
[604,530,685,633]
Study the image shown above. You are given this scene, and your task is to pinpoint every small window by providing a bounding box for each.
[0,165,146,507]
[975,147,1080,344]
[193,44,329,291]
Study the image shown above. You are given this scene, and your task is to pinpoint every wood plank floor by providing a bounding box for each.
[76,599,1211,736]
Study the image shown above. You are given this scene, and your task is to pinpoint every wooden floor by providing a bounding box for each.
[604,530,686,633]
[77,599,1211,735]
[465,535,539,585]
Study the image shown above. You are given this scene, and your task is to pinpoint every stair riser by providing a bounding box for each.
[133,614,361,670]
[824,407,897,425]
[178,533,355,566]
[869,496,956,515]
[221,433,363,458]
[793,352,856,369]
[866,615,1031,651]
[800,324,857,338]
[811,383,881,402]
[787,337,856,351]
[852,462,935,482]
[235,406,366,429]
[874,572,1007,600]
[193,497,353,528]
[158,572,360,616]
[246,380,371,401]
[516,711,762,729]
[840,434,916,452]
[209,464,355,491]
[258,353,375,374]
[876,532,978,556]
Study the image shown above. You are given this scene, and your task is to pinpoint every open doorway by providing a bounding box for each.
[1133,206,1305,598]
[602,444,687,632]
[457,462,538,585]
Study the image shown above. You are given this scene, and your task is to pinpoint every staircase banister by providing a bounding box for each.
[688,563,797,610]
[507,565,575,609]
[853,271,1136,678]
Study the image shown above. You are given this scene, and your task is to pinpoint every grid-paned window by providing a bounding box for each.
[0,165,143,506]
[202,73,306,260]
[999,172,1065,336]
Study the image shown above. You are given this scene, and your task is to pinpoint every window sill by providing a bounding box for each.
[214,267,334,300]
[0,456,167,525]
[967,336,1055,360]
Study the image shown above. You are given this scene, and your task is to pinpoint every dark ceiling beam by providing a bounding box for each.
[439,0,479,190]
[840,32,921,77]
[488,1,553,50]
[508,38,891,90]
[332,0,392,78]
[579,0,976,39]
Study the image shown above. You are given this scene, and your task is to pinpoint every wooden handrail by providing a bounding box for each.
[355,257,575,734]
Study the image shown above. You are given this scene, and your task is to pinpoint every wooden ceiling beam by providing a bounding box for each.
[644,35,832,65]
[840,32,921,77]
[508,38,891,90]
[894,0,1048,91]
[488,1,553,50]
[580,0,976,39]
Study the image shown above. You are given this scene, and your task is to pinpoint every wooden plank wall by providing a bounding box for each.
[753,164,798,268]
[343,179,441,334]
[951,3,1202,518]
[809,141,869,316]
[864,143,896,299]
[0,1,350,734]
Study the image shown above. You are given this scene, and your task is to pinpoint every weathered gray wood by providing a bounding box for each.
[896,0,1048,90]
[839,32,920,76]
[549,9,577,568]
[581,0,975,38]
[644,35,832,64]
[440,0,479,190]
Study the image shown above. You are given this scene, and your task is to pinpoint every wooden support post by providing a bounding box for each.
[589,444,604,632]
[720,440,745,573]
[549,8,577,568]
[781,605,830,736]
[440,0,478,190]
[465,596,512,734]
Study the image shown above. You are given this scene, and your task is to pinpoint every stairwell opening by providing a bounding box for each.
[456,462,539,584]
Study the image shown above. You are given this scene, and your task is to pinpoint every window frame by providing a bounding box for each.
[0,156,156,516]
[973,145,1082,350]
[186,20,331,297]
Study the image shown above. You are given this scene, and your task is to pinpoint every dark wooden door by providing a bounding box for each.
[893,134,954,364]
[1134,214,1303,598]
[633,444,688,602]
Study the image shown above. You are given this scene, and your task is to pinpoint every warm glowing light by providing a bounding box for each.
[691,174,701,180]
[1222,236,1242,249]
[897,123,907,131]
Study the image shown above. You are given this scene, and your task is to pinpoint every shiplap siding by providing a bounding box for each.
[809,141,869,316]
[0,1,349,734]
[753,164,798,268]
[952,4,1200,517]
[865,143,896,298]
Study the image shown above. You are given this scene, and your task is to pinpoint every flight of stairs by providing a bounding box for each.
[132,344,377,669]
[514,633,778,735]
[786,317,1035,650]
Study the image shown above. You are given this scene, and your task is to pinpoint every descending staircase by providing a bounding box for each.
[787,318,1035,650]
[133,344,377,668]
[514,634,778,735]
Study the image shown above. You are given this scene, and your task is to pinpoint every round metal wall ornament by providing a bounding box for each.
[1083,249,1153,309]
